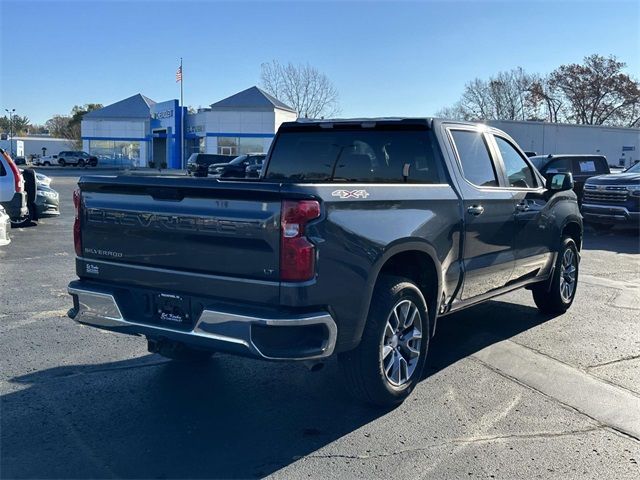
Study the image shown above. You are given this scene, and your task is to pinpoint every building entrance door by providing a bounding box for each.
[152,130,167,167]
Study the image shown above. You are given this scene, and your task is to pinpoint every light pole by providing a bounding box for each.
[4,108,15,157]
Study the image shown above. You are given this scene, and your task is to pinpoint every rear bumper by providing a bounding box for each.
[67,282,337,361]
[582,204,640,225]
[0,192,27,220]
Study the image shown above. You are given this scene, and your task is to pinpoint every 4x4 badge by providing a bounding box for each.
[331,189,370,199]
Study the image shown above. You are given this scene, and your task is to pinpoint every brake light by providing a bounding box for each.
[280,200,321,281]
[2,151,23,193]
[73,187,82,256]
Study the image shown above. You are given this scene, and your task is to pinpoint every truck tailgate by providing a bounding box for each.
[78,176,282,284]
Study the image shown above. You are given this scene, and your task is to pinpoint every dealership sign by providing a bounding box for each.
[153,109,174,119]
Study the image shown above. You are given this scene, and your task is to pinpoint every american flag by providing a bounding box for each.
[176,65,182,83]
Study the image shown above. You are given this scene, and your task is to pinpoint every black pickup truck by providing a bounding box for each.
[68,119,582,406]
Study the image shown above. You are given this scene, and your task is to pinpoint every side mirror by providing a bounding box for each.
[545,172,574,192]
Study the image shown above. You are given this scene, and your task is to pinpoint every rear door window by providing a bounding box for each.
[265,129,444,183]
[450,130,499,187]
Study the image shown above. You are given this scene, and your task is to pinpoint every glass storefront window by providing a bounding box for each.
[238,137,265,155]
[217,137,238,156]
[89,140,142,168]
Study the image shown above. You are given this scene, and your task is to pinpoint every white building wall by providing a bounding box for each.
[488,120,640,167]
[0,137,73,157]
[81,119,148,139]
[274,108,297,131]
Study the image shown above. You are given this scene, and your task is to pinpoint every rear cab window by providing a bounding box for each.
[264,127,445,184]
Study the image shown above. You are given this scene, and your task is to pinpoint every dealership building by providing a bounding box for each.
[80,86,297,168]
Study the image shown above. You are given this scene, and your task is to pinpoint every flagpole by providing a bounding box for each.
[180,57,184,170]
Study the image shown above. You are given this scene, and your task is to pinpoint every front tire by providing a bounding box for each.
[339,275,429,407]
[59,159,66,167]
[532,237,579,314]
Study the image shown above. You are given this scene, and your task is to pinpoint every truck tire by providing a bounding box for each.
[532,237,579,314]
[339,275,429,407]
[147,338,213,362]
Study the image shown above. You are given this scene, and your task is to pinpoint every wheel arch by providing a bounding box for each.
[560,218,583,251]
[354,240,443,345]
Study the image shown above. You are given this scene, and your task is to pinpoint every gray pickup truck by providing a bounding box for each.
[68,118,582,406]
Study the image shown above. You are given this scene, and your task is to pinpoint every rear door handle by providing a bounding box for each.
[467,205,485,216]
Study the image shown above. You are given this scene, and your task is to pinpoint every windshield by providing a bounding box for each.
[625,162,640,173]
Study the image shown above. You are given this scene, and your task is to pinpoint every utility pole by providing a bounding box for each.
[4,108,15,157]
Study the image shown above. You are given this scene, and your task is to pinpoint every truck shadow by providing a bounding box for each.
[2,299,554,479]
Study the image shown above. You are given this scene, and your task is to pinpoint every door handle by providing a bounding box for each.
[515,201,529,212]
[467,205,485,216]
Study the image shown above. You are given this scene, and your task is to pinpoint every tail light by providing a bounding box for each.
[2,151,23,193]
[73,187,82,256]
[280,200,321,281]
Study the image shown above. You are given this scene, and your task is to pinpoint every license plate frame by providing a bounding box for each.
[154,293,190,325]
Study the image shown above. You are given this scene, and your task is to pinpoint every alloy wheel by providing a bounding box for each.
[381,299,423,387]
[559,248,577,302]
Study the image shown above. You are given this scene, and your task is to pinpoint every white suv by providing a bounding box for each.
[0,148,29,226]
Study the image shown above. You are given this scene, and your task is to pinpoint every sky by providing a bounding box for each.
[1,0,638,124]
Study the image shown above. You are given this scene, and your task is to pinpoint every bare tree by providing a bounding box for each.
[549,54,640,127]
[260,61,340,118]
[442,68,536,121]
[527,75,565,123]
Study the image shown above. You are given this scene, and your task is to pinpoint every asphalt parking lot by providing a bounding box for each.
[1,170,639,479]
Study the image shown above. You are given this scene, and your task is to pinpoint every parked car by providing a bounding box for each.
[0,205,10,246]
[20,168,52,188]
[35,171,52,187]
[13,156,27,166]
[34,155,58,166]
[216,153,267,178]
[529,154,610,203]
[34,184,60,218]
[186,153,234,175]
[581,161,640,230]
[68,118,582,407]
[57,151,98,167]
[0,148,29,226]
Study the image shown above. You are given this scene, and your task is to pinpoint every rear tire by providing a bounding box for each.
[532,237,579,314]
[339,275,429,407]
[77,159,85,168]
[59,159,66,167]
[43,161,51,167]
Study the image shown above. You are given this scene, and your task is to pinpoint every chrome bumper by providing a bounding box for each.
[68,285,337,361]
